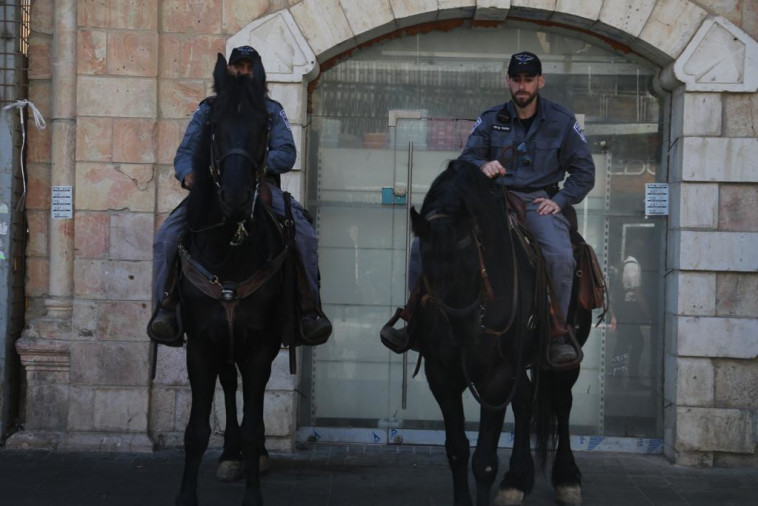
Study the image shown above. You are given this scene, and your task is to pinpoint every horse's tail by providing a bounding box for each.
[531,258,557,473]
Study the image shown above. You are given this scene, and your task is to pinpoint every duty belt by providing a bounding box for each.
[509,183,559,197]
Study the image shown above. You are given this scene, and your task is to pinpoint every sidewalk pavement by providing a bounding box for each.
[1,443,756,505]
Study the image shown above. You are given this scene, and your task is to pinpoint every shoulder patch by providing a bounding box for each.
[471,117,482,134]
[279,109,291,131]
[573,121,587,143]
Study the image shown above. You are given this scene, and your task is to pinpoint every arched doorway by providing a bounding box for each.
[299,21,667,449]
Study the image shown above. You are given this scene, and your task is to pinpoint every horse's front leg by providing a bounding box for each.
[176,342,219,506]
[495,371,535,506]
[551,369,582,504]
[471,404,506,506]
[238,341,280,506]
[217,361,243,482]
[426,359,472,506]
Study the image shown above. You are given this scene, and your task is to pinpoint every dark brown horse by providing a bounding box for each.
[174,54,291,506]
[409,159,590,505]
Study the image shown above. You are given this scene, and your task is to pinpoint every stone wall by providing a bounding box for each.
[12,0,758,464]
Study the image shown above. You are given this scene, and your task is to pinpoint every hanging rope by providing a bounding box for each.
[2,99,47,211]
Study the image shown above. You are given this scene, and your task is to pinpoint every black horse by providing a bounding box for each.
[408,159,591,505]
[174,54,291,506]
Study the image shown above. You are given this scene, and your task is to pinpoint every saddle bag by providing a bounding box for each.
[575,241,608,318]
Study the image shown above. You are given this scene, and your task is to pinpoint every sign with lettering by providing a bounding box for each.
[645,183,669,216]
[52,186,73,219]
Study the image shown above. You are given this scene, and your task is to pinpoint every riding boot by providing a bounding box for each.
[147,264,184,347]
[546,297,582,369]
[295,260,332,346]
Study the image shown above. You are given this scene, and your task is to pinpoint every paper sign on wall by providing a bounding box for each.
[645,183,669,216]
[52,186,73,219]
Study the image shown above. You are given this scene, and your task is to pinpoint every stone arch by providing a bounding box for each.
[228,1,758,464]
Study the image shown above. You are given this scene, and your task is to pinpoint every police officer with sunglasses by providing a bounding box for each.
[459,51,595,365]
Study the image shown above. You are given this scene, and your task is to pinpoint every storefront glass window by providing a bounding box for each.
[300,22,666,441]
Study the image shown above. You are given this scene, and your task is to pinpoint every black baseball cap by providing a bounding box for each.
[507,51,542,77]
[229,45,260,66]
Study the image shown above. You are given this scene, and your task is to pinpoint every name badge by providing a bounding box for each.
[492,124,511,132]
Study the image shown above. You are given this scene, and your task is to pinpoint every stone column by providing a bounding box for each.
[7,0,77,449]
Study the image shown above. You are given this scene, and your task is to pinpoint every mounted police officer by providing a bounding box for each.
[460,51,595,364]
[149,45,332,345]
[382,51,593,366]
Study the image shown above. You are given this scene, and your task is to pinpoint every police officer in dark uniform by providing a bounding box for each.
[460,51,595,364]
[149,45,331,345]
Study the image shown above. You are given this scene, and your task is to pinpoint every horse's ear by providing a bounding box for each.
[410,207,428,238]
[213,53,228,93]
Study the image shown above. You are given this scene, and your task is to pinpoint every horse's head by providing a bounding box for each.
[411,161,480,306]
[208,53,269,221]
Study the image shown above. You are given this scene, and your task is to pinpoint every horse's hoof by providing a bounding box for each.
[556,484,582,504]
[494,488,524,506]
[259,453,271,475]
[216,459,243,482]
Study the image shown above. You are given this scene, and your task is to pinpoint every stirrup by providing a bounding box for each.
[380,308,412,354]
[545,328,583,371]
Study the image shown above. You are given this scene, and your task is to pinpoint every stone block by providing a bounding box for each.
[270,83,306,125]
[68,386,95,431]
[717,272,758,317]
[155,165,187,214]
[677,316,758,359]
[77,77,157,118]
[222,0,270,33]
[389,0,439,26]
[263,391,295,436]
[78,0,108,28]
[677,230,758,272]
[280,172,303,202]
[76,162,155,212]
[474,0,511,21]
[680,92,722,138]
[27,122,51,163]
[161,0,222,34]
[158,34,183,79]
[28,81,52,118]
[552,0,602,28]
[97,301,152,341]
[77,117,112,162]
[26,164,52,210]
[110,0,159,30]
[266,349,299,391]
[26,211,49,257]
[682,137,758,183]
[110,212,154,261]
[26,384,69,430]
[665,271,715,316]
[149,387,177,433]
[510,0,555,20]
[676,406,754,453]
[28,34,52,80]
[179,36,227,79]
[32,0,55,34]
[112,119,156,164]
[438,0,476,20]
[724,93,758,137]
[291,0,355,61]
[26,258,49,297]
[69,341,151,386]
[175,388,192,429]
[158,80,207,119]
[714,452,758,467]
[341,0,396,44]
[59,432,153,453]
[78,30,107,75]
[290,124,303,172]
[94,388,149,432]
[669,182,718,229]
[74,259,152,300]
[75,211,109,258]
[638,0,707,62]
[714,359,758,409]
[156,120,185,165]
[73,299,98,339]
[154,345,189,386]
[107,31,159,77]
[675,357,714,407]
[719,184,758,232]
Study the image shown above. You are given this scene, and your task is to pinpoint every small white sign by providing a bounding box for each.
[52,185,73,219]
[645,183,669,216]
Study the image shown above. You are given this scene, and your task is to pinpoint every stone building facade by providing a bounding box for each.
[5,0,757,466]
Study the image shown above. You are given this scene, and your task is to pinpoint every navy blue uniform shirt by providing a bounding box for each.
[459,96,595,210]
[173,97,296,184]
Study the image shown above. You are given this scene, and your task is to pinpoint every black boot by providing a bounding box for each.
[147,294,183,347]
[300,313,332,346]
